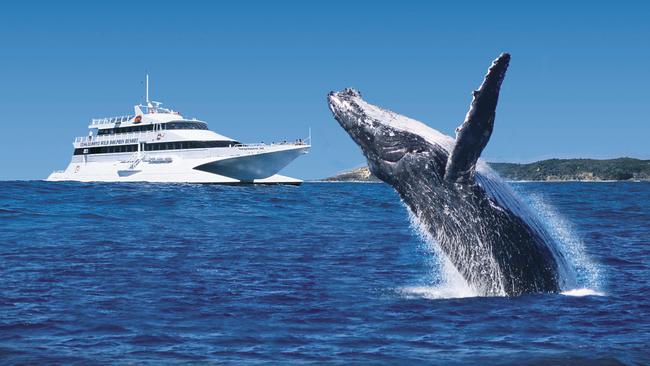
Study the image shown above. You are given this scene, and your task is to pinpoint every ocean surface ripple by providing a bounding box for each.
[1,181,649,364]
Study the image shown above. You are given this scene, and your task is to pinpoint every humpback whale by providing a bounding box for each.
[328,53,570,296]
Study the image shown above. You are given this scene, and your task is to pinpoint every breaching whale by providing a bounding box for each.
[328,53,569,296]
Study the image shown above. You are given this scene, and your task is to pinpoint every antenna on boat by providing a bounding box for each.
[145,73,150,104]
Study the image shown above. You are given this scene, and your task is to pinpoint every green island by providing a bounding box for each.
[323,158,650,182]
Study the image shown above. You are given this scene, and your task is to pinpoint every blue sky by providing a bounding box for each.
[0,1,648,180]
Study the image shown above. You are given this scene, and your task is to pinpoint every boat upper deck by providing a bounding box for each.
[89,115,135,128]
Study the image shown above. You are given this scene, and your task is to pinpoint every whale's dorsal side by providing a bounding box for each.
[444,53,511,184]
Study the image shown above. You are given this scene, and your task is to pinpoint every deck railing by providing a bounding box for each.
[74,131,152,144]
[89,115,135,126]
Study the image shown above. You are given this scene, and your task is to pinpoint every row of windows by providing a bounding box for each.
[144,140,239,151]
[73,140,240,155]
[98,125,153,135]
[164,121,208,130]
[97,121,208,136]
[74,144,139,155]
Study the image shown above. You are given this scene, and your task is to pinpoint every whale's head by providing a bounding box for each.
[328,88,454,186]
[328,53,510,187]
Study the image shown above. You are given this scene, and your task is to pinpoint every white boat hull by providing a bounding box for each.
[47,144,309,185]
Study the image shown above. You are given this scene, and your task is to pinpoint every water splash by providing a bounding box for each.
[401,164,603,299]
[475,164,606,293]
[399,284,475,300]
[405,208,479,299]
[561,288,605,297]
[475,164,577,290]
[520,191,603,293]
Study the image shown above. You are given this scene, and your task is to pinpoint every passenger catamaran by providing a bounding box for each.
[47,76,310,184]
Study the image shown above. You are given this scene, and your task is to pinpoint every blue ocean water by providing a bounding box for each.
[1,181,649,365]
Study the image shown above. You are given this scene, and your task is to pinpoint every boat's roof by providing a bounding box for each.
[88,102,206,129]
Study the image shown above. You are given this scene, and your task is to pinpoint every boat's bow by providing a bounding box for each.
[193,143,310,181]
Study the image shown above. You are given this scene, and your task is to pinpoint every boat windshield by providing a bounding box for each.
[163,121,208,130]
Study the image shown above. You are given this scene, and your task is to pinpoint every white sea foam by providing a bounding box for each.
[561,288,605,297]
[400,284,476,300]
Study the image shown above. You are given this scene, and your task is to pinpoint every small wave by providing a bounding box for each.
[399,285,476,300]
[561,288,605,297]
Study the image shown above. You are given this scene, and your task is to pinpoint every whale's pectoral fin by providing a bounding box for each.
[444,53,511,184]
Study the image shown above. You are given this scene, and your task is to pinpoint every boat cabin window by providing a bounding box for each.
[143,140,240,151]
[98,124,154,135]
[162,121,208,130]
[74,144,138,155]
[95,121,207,136]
